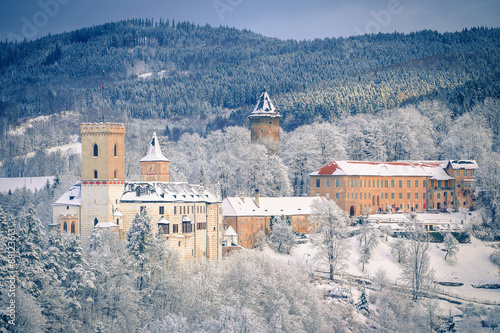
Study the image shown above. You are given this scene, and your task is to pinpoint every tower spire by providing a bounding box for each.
[140,131,170,182]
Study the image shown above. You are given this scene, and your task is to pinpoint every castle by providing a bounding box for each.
[53,124,222,262]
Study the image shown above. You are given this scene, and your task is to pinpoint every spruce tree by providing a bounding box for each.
[127,210,155,291]
[356,284,370,315]
[0,206,18,331]
[18,206,46,298]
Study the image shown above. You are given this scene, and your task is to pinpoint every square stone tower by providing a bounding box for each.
[80,123,126,242]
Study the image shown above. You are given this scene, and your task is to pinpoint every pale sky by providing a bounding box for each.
[1,0,499,42]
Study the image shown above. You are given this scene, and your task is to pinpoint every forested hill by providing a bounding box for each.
[1,19,499,132]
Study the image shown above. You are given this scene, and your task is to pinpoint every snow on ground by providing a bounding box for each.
[264,215,500,307]
[47,142,81,155]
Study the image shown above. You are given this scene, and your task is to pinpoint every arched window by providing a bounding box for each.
[114,170,117,179]
[116,218,119,225]
[93,143,98,157]
[63,222,67,232]
[114,144,117,157]
[93,170,98,179]
[71,222,75,234]
[94,218,98,226]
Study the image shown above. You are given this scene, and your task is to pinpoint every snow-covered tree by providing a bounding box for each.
[127,210,155,291]
[390,235,407,263]
[373,267,389,291]
[357,219,379,272]
[356,284,369,315]
[400,224,435,300]
[310,199,351,280]
[18,206,46,298]
[267,215,295,254]
[0,206,17,330]
[443,232,459,260]
[89,228,140,332]
[63,235,96,329]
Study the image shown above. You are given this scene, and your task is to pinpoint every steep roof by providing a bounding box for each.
[222,196,327,217]
[310,161,453,180]
[53,181,81,206]
[120,182,219,203]
[140,131,169,162]
[249,91,281,117]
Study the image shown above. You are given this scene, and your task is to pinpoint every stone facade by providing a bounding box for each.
[249,91,281,148]
[53,123,222,263]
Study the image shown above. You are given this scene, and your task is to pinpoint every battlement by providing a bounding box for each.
[80,123,126,135]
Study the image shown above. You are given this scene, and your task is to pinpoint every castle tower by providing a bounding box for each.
[140,131,170,182]
[80,123,126,242]
[249,91,281,149]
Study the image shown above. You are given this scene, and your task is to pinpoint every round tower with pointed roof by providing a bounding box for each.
[140,131,170,182]
[249,91,281,147]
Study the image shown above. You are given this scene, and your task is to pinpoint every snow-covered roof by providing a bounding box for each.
[140,131,169,162]
[249,91,281,118]
[224,225,238,237]
[157,216,170,224]
[310,161,453,180]
[113,209,123,217]
[53,181,81,206]
[448,160,478,170]
[0,176,56,193]
[120,182,219,203]
[222,196,327,217]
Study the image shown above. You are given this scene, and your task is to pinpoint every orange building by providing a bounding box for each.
[310,160,477,216]
[222,191,326,248]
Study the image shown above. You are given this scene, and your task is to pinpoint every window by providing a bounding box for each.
[369,193,371,199]
[437,193,441,199]
[326,193,330,199]
[399,193,402,199]
[464,170,468,176]
[178,241,181,247]
[174,206,177,215]
[438,180,442,188]
[94,218,98,226]
[445,180,448,188]
[423,180,427,188]
[197,222,207,230]
[159,206,164,215]
[63,222,67,232]
[399,180,403,188]
[471,170,475,176]
[355,179,358,187]
[391,193,395,199]
[116,218,119,225]
[431,180,435,187]
[377,180,380,187]
[335,193,340,199]
[385,180,388,188]
[161,224,169,234]
[114,170,117,179]
[391,180,395,188]
[407,193,411,199]
[326,179,330,187]
[93,143,98,157]
[316,179,320,187]
[355,193,358,199]
[456,170,460,176]
[335,179,340,187]
[423,193,426,199]
[93,170,98,179]
[364,180,367,187]
[173,224,178,233]
[348,193,350,199]
[71,222,75,234]
[364,193,367,199]
[430,194,433,200]
[400,204,403,209]
[415,193,419,199]
[114,144,117,157]
[368,180,371,187]
[385,193,388,199]
[407,180,411,188]
[415,180,418,188]
[182,222,192,233]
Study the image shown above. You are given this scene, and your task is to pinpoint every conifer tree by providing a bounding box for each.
[0,206,17,331]
[356,284,370,315]
[127,210,155,291]
[18,206,46,298]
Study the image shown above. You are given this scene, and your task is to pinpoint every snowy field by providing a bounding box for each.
[263,212,500,312]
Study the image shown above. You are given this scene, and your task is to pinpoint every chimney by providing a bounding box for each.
[255,189,260,207]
